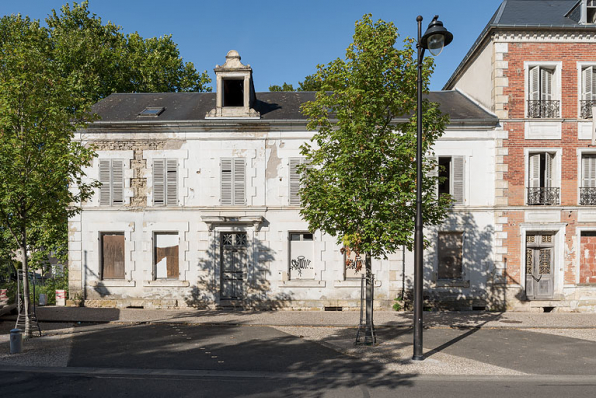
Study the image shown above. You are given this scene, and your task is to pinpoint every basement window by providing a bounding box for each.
[139,107,165,117]
[223,79,244,107]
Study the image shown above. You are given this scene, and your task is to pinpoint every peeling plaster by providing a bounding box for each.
[265,140,281,180]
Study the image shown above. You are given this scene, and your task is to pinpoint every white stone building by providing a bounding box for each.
[68,50,500,309]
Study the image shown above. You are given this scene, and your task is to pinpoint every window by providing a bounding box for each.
[289,157,308,206]
[154,233,179,280]
[223,79,244,107]
[527,152,559,205]
[527,66,559,118]
[153,159,177,206]
[289,232,314,280]
[581,154,596,205]
[101,233,125,280]
[438,156,464,205]
[221,158,245,205]
[580,66,596,118]
[589,0,596,23]
[139,107,164,117]
[343,247,365,280]
[99,160,124,206]
[438,232,463,280]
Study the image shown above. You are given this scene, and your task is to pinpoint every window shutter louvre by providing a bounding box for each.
[99,160,111,205]
[166,159,177,206]
[111,160,124,204]
[452,156,465,205]
[529,154,541,188]
[545,153,553,188]
[541,68,553,101]
[529,66,540,101]
[221,158,233,205]
[153,159,165,205]
[583,67,593,101]
[289,158,302,206]
[583,155,596,188]
[233,158,245,205]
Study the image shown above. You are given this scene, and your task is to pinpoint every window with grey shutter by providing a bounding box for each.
[583,155,596,188]
[99,159,124,206]
[529,153,541,189]
[153,159,178,206]
[452,156,464,205]
[438,156,464,205]
[221,158,245,205]
[289,158,305,206]
[529,66,540,101]
[540,68,553,101]
[582,66,595,101]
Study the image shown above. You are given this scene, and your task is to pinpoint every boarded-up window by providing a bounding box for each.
[289,232,314,280]
[153,159,178,206]
[154,233,179,279]
[99,159,124,206]
[438,232,463,280]
[438,156,465,205]
[221,158,245,205]
[101,233,125,279]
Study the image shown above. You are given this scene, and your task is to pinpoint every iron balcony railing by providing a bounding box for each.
[527,187,560,205]
[580,100,596,119]
[580,187,596,205]
[527,100,560,118]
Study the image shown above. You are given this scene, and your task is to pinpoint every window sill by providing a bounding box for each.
[143,280,190,287]
[333,280,382,288]
[433,279,470,288]
[281,280,326,288]
[91,280,136,287]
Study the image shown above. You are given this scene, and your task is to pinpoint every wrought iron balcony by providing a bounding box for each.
[580,100,596,119]
[580,187,596,205]
[527,100,560,118]
[527,187,560,205]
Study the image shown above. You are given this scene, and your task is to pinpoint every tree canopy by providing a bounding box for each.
[268,74,323,92]
[299,14,452,260]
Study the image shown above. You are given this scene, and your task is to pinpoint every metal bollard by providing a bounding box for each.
[10,328,22,354]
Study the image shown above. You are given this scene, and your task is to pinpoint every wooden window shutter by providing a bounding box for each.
[529,66,540,101]
[153,159,165,205]
[221,158,233,205]
[102,233,125,279]
[541,68,553,101]
[166,159,177,206]
[583,155,596,188]
[289,158,302,206]
[545,153,554,188]
[233,158,245,205]
[529,154,541,188]
[583,66,593,101]
[99,160,111,206]
[452,156,465,205]
[111,160,124,204]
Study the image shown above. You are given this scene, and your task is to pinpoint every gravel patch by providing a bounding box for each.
[274,326,527,376]
[0,329,73,367]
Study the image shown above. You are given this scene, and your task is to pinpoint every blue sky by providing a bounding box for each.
[2,0,503,92]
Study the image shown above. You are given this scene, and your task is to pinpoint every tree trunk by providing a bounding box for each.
[364,252,375,344]
[20,238,32,338]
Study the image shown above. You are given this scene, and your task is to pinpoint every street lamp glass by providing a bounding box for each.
[426,34,445,56]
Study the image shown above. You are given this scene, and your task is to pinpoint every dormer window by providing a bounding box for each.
[588,0,596,23]
[139,107,164,117]
[223,79,244,107]
[206,50,260,119]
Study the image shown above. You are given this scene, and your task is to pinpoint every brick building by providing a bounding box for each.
[446,0,596,311]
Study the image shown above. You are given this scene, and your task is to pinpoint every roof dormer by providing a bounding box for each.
[568,0,596,24]
[206,50,260,119]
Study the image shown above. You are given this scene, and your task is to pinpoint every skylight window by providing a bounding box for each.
[139,107,165,116]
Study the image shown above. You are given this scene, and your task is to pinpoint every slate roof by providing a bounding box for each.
[89,90,497,127]
[444,0,592,89]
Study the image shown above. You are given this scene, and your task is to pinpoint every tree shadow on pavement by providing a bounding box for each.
[66,321,418,395]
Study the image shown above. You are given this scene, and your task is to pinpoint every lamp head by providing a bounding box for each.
[420,15,453,56]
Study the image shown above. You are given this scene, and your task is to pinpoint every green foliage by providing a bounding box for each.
[269,82,295,92]
[299,14,451,259]
[47,1,211,111]
[32,268,68,306]
[392,297,403,311]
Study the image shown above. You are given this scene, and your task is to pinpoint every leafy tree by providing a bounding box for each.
[269,82,295,92]
[299,15,451,341]
[0,15,98,336]
[47,1,211,111]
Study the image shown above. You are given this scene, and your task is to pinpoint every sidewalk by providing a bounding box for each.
[22,306,596,329]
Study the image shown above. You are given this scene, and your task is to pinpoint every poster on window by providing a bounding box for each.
[289,240,314,280]
[343,247,365,279]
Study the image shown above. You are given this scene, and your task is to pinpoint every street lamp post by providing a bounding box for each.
[413,15,453,361]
